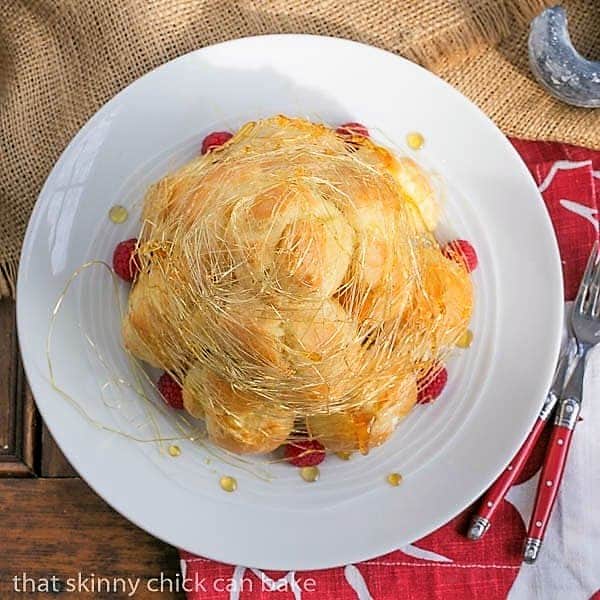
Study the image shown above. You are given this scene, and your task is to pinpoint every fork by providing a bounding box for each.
[523,241,600,563]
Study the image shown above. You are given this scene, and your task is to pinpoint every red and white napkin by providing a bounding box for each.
[180,139,600,599]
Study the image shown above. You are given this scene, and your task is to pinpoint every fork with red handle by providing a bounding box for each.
[468,241,600,563]
[466,349,570,541]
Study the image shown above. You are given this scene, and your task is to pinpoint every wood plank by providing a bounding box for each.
[0,298,18,454]
[0,298,35,476]
[20,381,37,471]
[0,479,184,599]
[41,422,77,477]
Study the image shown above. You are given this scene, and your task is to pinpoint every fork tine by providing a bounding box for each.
[575,240,599,314]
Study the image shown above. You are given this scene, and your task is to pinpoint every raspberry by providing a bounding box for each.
[157,372,184,410]
[417,366,448,404]
[201,131,233,154]
[284,439,325,467]
[336,122,369,138]
[112,238,139,282]
[442,239,478,272]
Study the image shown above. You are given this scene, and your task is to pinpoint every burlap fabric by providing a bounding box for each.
[1,0,599,298]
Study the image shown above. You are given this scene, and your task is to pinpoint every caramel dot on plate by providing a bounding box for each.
[456,329,474,349]
[220,475,238,492]
[300,466,320,483]
[336,451,352,461]
[406,132,425,150]
[386,472,403,487]
[168,444,181,457]
[108,205,129,224]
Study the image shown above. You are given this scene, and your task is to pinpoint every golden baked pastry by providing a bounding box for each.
[122,115,473,454]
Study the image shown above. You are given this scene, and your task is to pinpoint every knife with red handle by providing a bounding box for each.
[467,351,570,541]
[523,352,584,563]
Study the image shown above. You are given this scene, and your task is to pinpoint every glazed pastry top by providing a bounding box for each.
[122,115,473,454]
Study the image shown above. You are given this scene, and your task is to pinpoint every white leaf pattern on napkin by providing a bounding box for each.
[399,543,453,563]
[344,564,374,600]
[538,160,592,193]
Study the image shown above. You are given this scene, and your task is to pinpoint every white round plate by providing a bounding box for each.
[17,35,563,570]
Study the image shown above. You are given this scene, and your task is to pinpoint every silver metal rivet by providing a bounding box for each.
[546,480,553,487]
[507,465,513,471]
[557,439,564,445]
[536,520,543,528]
[487,501,493,508]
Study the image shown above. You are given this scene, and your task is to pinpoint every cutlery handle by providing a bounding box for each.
[523,398,580,563]
[524,350,586,563]
[467,400,554,540]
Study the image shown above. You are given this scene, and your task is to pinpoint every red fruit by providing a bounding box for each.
[336,122,369,138]
[417,366,448,404]
[284,439,325,467]
[112,238,139,282]
[157,372,184,410]
[443,239,478,272]
[201,131,233,154]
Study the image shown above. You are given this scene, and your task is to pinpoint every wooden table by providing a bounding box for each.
[0,298,184,598]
